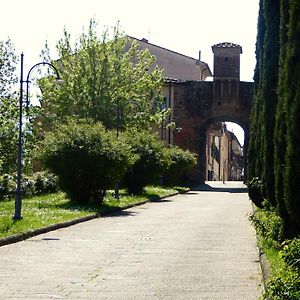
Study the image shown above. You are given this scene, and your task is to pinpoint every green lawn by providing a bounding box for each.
[0,186,187,239]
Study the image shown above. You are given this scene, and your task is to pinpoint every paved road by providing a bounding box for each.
[0,182,261,299]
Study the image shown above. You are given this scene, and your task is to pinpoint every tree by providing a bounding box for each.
[39,20,163,132]
[283,0,300,233]
[274,0,291,237]
[260,0,280,206]
[250,0,300,237]
[0,38,18,174]
[248,0,280,207]
[248,0,265,181]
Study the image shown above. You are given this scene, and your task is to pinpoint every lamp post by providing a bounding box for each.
[13,53,61,220]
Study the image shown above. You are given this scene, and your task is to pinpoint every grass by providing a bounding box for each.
[250,208,300,299]
[0,185,188,239]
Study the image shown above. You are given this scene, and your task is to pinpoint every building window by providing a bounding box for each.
[224,57,229,62]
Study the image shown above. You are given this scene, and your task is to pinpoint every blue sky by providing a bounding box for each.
[1,0,259,144]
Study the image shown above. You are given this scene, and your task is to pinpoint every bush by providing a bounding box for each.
[250,208,283,246]
[0,171,59,201]
[21,175,36,197]
[33,172,58,195]
[122,129,170,194]
[0,173,15,201]
[263,267,300,300]
[281,239,300,270]
[248,177,265,208]
[40,119,134,204]
[163,146,197,186]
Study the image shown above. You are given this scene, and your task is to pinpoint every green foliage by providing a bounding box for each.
[0,171,59,201]
[248,0,265,181]
[0,38,19,174]
[0,174,15,200]
[22,172,59,197]
[33,171,58,195]
[163,146,197,186]
[263,267,300,300]
[248,177,265,208]
[40,119,134,204]
[122,129,170,194]
[0,38,36,176]
[249,2,300,296]
[281,239,300,270]
[274,0,290,238]
[250,208,283,246]
[249,0,300,237]
[283,0,300,233]
[39,20,163,132]
[0,38,17,99]
[260,0,280,206]
[248,0,280,205]
[250,208,300,299]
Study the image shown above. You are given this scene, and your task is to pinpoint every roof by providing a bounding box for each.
[212,42,243,53]
[228,131,243,155]
[128,36,212,80]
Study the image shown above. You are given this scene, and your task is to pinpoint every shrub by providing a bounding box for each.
[250,208,283,246]
[33,172,58,195]
[163,146,197,186]
[0,171,59,201]
[248,177,265,208]
[21,175,36,197]
[280,239,300,270]
[0,173,15,201]
[263,267,300,300]
[40,119,134,204]
[122,129,170,194]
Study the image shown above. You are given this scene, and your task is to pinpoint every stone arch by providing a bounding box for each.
[172,81,253,183]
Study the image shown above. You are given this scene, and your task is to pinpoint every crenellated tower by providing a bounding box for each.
[212,42,242,105]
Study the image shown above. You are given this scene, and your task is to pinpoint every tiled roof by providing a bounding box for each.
[128,36,213,80]
[213,42,241,48]
[212,42,242,53]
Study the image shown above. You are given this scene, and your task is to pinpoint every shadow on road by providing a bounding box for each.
[150,198,172,203]
[103,210,139,218]
[192,183,248,194]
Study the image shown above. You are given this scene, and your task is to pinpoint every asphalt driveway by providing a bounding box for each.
[0,181,261,299]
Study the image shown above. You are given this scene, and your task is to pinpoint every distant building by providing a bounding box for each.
[129,36,212,81]
[129,36,212,145]
[206,122,243,181]
[130,37,246,182]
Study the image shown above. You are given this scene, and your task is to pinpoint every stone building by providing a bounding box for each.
[129,36,212,81]
[130,37,253,182]
[206,123,243,181]
[130,36,212,146]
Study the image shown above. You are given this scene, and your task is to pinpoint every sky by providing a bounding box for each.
[0,0,260,145]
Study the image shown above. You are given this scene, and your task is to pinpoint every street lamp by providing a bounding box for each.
[13,53,61,220]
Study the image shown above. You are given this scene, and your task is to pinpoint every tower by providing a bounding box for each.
[212,42,242,105]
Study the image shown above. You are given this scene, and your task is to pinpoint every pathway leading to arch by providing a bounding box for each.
[0,182,261,299]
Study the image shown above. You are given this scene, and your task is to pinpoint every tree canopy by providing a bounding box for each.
[39,20,164,132]
[248,0,300,237]
[0,38,18,174]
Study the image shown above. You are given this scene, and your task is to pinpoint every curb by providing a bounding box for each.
[0,214,99,247]
[250,201,271,292]
[0,190,188,248]
[259,248,271,284]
